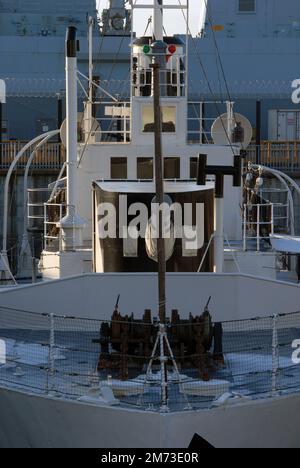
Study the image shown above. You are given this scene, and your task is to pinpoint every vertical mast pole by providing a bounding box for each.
[57,93,63,162]
[153,0,163,41]
[151,0,167,323]
[88,17,94,106]
[151,0,168,409]
[60,27,85,250]
[65,27,78,219]
[152,61,166,323]
[226,101,234,143]
[256,100,261,165]
[152,0,169,401]
[85,16,94,140]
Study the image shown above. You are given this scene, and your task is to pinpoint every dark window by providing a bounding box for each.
[238,0,255,12]
[111,158,127,179]
[190,158,198,179]
[137,158,153,180]
[164,158,180,179]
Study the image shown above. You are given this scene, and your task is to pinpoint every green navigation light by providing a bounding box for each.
[143,45,151,54]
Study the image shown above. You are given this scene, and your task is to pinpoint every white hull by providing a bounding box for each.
[0,386,299,448]
[0,272,299,448]
[1,273,300,322]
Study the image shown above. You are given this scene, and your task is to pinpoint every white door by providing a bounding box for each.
[278,112,297,141]
[286,112,297,141]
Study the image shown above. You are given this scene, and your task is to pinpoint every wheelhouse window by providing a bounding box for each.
[238,0,255,13]
[142,105,176,133]
[164,157,180,179]
[137,158,153,180]
[110,157,127,179]
[190,158,198,179]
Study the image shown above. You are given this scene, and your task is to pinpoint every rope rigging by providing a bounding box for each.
[176,0,239,155]
[78,7,133,167]
[203,0,245,151]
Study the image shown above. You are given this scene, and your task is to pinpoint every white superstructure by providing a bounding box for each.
[0,1,300,449]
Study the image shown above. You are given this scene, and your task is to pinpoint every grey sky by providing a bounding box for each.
[97,1,205,37]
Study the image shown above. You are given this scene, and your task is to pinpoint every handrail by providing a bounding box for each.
[0,140,300,171]
[247,142,300,172]
[1,131,59,280]
[23,131,60,234]
[0,306,299,410]
[243,201,289,252]
[0,141,65,170]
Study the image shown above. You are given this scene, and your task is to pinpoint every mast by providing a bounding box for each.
[65,26,78,218]
[152,60,166,323]
[151,1,167,323]
[87,16,94,131]
[60,27,85,250]
[88,16,94,104]
[151,1,168,404]
[153,0,163,41]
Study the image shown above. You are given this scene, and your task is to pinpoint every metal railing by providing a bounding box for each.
[0,141,65,170]
[43,202,85,252]
[187,101,232,144]
[0,306,300,411]
[28,188,66,250]
[247,142,300,173]
[83,101,131,143]
[243,202,289,252]
[27,188,54,227]
[1,138,300,173]
[132,54,186,98]
[43,203,65,251]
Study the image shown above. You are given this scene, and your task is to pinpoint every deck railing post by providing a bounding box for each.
[271,204,274,235]
[243,204,247,252]
[272,314,279,396]
[48,313,56,393]
[256,204,260,252]
[46,313,56,393]
[59,204,63,251]
[49,313,55,375]
[159,324,169,413]
[44,204,47,250]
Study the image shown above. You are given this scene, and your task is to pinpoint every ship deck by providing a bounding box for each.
[0,322,300,412]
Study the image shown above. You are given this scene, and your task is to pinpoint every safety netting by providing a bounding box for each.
[0,306,299,412]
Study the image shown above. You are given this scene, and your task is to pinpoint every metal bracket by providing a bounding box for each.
[197,153,242,198]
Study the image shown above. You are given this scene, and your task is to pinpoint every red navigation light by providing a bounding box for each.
[168,45,176,55]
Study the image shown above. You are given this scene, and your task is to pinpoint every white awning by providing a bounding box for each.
[94,180,214,193]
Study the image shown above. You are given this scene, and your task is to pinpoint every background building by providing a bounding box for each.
[1,0,300,141]
[0,0,131,140]
[194,0,300,140]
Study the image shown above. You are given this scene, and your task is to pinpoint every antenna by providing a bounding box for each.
[153,0,163,40]
[205,296,212,311]
[88,16,94,112]
[115,294,121,311]
[84,16,94,140]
